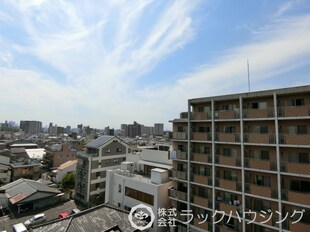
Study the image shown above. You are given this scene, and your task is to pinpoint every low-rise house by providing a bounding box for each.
[45,144,77,168]
[10,159,41,181]
[51,160,78,183]
[0,178,62,213]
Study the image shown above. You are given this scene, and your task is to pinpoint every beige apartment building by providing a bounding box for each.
[170,85,310,232]
[75,135,129,206]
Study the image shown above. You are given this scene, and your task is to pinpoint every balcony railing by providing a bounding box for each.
[192,132,212,141]
[280,161,310,175]
[172,170,188,180]
[245,183,278,198]
[215,178,242,192]
[243,108,275,118]
[214,109,240,119]
[191,153,212,163]
[191,195,211,208]
[244,158,277,171]
[277,105,310,117]
[215,155,241,167]
[243,133,276,144]
[169,189,187,201]
[281,189,310,205]
[191,174,212,186]
[215,133,240,143]
[176,151,188,160]
[191,112,211,120]
[279,133,310,145]
[172,132,187,140]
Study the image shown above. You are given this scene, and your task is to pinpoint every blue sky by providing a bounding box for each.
[1,0,310,130]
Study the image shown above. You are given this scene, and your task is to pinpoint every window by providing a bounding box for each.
[297,125,307,134]
[254,175,270,187]
[198,107,204,112]
[113,158,119,163]
[260,150,270,160]
[299,153,309,163]
[96,172,100,177]
[106,159,110,164]
[253,125,268,134]
[119,184,122,193]
[96,183,100,188]
[116,148,122,152]
[223,148,231,156]
[287,98,305,106]
[125,187,154,205]
[224,126,236,133]
[223,170,237,181]
[199,127,210,133]
[105,149,111,153]
[290,180,310,193]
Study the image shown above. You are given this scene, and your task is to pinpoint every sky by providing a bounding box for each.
[1,0,310,130]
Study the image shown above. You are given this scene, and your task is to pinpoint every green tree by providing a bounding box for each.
[61,172,75,190]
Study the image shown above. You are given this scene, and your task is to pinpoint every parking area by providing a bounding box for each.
[0,200,78,232]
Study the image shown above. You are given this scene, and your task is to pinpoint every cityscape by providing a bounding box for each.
[1,1,310,232]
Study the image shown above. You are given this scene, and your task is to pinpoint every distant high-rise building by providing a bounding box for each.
[65,125,71,134]
[19,120,42,134]
[154,123,164,136]
[127,121,142,138]
[120,124,128,137]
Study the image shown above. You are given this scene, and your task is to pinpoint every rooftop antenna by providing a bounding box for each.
[247,59,251,92]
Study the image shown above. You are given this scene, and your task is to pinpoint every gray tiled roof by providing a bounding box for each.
[33,205,137,232]
[86,135,114,149]
[0,179,60,204]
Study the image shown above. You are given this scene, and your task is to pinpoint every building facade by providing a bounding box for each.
[170,85,310,232]
[154,123,164,136]
[75,135,129,206]
[19,120,42,134]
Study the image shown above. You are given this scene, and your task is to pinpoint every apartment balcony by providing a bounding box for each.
[191,112,211,120]
[278,105,310,117]
[176,151,188,160]
[172,132,187,140]
[215,155,241,167]
[191,174,212,186]
[279,134,310,145]
[281,161,310,175]
[192,218,210,231]
[216,201,242,215]
[282,189,310,205]
[191,153,212,163]
[215,109,240,120]
[243,108,274,118]
[289,221,310,232]
[191,195,211,208]
[245,183,278,198]
[192,132,212,141]
[244,158,277,171]
[243,133,276,144]
[245,209,274,226]
[215,178,242,192]
[169,189,187,201]
[215,133,240,143]
[172,170,188,180]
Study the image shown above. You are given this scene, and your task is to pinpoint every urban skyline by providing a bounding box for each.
[1,1,310,129]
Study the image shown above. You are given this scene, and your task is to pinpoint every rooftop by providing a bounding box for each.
[86,135,114,149]
[32,204,137,232]
[57,160,78,171]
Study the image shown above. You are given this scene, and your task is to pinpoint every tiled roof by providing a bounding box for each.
[33,205,137,232]
[86,135,114,149]
[0,178,60,204]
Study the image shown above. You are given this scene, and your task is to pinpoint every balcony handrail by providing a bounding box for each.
[280,160,310,165]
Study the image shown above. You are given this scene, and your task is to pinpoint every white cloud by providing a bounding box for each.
[0,1,310,130]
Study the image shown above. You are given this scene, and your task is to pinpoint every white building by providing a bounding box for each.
[105,146,173,232]
[25,148,46,161]
[51,160,78,183]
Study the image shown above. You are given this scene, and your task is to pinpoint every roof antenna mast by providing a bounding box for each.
[247,59,251,92]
